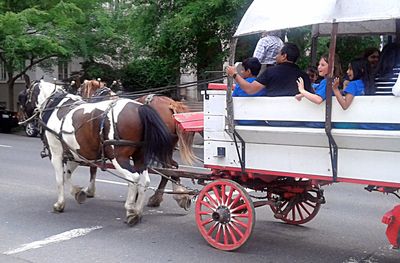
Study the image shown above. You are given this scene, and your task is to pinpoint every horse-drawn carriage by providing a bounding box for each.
[186,0,400,251]
[21,0,400,252]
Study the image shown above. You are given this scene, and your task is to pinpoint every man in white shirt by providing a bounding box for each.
[253,30,284,74]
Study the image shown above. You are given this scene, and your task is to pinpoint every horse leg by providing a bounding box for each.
[172,177,192,211]
[147,177,167,207]
[84,166,97,198]
[112,158,142,226]
[134,169,150,215]
[64,161,87,204]
[125,170,150,226]
[147,155,178,207]
[47,138,66,213]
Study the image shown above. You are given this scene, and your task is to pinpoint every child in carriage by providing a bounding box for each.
[296,54,343,104]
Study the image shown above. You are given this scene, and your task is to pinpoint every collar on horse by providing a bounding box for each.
[40,91,69,124]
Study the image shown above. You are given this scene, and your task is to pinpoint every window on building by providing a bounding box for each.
[58,60,68,80]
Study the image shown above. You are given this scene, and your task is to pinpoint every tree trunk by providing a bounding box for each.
[7,73,15,111]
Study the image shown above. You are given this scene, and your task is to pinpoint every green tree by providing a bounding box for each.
[125,0,252,91]
[0,0,131,109]
[0,1,87,109]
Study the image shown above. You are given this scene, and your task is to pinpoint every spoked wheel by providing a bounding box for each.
[267,185,323,225]
[195,179,255,251]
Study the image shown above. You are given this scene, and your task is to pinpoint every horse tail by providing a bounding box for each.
[138,104,174,167]
[176,126,196,165]
[169,101,196,165]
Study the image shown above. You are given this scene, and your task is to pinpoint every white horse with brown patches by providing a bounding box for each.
[32,80,174,225]
[79,80,196,210]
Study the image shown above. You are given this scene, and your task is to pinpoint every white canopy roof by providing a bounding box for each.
[234,0,400,37]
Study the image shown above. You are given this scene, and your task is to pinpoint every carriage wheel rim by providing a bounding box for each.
[195,179,255,251]
[267,190,321,225]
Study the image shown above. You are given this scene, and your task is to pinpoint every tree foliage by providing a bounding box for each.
[126,0,251,78]
[0,0,129,108]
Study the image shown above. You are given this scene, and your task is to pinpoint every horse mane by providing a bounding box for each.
[169,100,189,114]
[150,96,189,114]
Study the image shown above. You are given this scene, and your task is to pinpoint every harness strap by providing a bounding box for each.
[103,139,143,147]
[100,100,118,167]
[144,94,155,105]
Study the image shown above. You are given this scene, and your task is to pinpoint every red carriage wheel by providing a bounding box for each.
[267,188,322,225]
[195,179,255,251]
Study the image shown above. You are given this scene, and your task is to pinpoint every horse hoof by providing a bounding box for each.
[53,203,65,213]
[126,214,141,226]
[75,190,87,204]
[178,197,191,211]
[84,187,95,198]
[85,192,95,198]
[147,195,162,207]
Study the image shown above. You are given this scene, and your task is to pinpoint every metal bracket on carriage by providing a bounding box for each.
[365,185,400,199]
[382,205,400,249]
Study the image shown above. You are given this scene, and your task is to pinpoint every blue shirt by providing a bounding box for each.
[233,77,268,125]
[315,79,327,100]
[343,79,365,96]
[232,77,267,97]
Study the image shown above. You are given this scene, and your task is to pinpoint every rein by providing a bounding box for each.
[18,110,39,125]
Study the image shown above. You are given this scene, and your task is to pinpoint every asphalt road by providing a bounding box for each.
[0,131,399,263]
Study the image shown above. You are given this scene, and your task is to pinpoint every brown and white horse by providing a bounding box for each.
[79,80,196,209]
[32,80,174,226]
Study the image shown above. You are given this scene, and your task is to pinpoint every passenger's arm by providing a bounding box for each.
[226,66,265,95]
[296,77,323,104]
[333,92,354,110]
[332,79,354,110]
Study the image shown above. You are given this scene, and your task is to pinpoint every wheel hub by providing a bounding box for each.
[212,206,231,224]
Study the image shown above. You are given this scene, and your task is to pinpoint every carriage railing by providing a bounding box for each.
[203,89,400,187]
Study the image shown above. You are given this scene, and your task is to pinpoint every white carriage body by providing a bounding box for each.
[195,0,400,251]
[203,90,400,186]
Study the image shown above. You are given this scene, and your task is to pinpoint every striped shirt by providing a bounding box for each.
[253,36,284,65]
[374,67,400,95]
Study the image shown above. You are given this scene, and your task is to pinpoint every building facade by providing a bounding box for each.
[0,58,83,111]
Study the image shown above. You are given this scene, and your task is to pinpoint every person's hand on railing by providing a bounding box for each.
[226,66,237,77]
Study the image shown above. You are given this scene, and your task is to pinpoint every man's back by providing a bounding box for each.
[256,62,312,96]
[253,35,284,65]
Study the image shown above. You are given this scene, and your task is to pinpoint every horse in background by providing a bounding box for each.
[28,80,174,226]
[78,79,117,102]
[79,79,196,210]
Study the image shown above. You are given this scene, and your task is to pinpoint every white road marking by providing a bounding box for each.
[0,144,12,148]
[96,178,127,186]
[3,226,102,255]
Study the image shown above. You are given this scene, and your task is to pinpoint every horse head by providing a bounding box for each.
[79,79,105,98]
[79,79,116,102]
[36,80,66,110]
[19,80,41,118]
